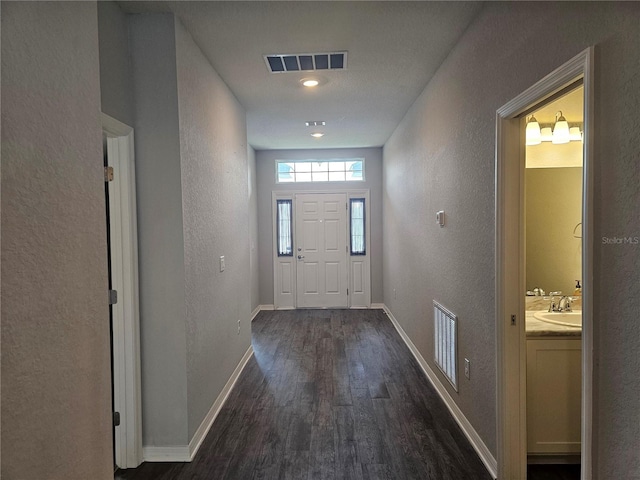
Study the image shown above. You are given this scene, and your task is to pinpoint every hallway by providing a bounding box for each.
[117,309,492,479]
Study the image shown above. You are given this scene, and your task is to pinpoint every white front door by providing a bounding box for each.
[295,193,348,308]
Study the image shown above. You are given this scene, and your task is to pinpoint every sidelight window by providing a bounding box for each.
[350,198,366,255]
[276,199,293,256]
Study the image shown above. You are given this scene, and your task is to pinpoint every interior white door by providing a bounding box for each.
[295,193,348,308]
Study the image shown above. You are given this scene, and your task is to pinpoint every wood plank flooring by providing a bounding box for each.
[116,309,492,480]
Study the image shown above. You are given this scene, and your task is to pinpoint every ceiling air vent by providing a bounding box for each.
[264,51,347,73]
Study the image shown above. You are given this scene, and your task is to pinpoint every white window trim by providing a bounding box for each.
[275,158,366,184]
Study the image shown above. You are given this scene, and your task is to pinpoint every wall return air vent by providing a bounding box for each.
[264,51,347,73]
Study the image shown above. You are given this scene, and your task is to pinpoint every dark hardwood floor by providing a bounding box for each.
[116,309,492,479]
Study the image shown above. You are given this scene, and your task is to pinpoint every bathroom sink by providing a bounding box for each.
[533,310,582,327]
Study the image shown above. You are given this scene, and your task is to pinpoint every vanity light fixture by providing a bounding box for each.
[527,113,583,145]
[552,111,570,144]
[539,125,582,143]
[569,126,583,141]
[540,127,553,142]
[525,115,541,145]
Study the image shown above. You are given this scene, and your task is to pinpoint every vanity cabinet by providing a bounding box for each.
[527,336,581,454]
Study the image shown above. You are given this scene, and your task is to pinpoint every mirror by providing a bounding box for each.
[525,86,583,296]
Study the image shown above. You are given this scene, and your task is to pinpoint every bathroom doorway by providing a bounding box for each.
[523,84,584,477]
[495,48,594,480]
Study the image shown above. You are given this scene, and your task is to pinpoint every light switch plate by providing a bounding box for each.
[436,210,445,227]
[464,358,470,379]
[220,256,225,272]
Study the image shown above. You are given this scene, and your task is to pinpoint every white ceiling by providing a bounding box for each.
[119,1,483,150]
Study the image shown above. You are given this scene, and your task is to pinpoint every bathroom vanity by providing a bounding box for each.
[526,311,582,456]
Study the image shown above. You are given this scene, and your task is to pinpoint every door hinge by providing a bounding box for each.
[511,314,516,326]
[109,289,118,305]
[347,288,349,296]
[113,411,121,427]
[346,202,348,210]
[346,245,349,253]
[104,166,114,182]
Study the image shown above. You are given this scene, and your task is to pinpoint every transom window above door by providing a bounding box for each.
[276,159,364,183]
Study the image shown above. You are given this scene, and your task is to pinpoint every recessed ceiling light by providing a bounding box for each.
[299,76,327,88]
[310,132,324,138]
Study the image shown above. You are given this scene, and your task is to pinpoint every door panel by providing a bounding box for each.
[324,200,340,213]
[280,262,293,294]
[296,193,348,308]
[325,262,340,293]
[303,262,319,293]
[324,219,340,251]
[352,261,365,294]
[302,220,319,252]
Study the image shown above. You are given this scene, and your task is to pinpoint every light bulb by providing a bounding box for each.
[552,111,570,144]
[540,127,553,142]
[525,115,541,146]
[569,127,582,141]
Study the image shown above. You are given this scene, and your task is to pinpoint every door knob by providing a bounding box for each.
[297,255,305,259]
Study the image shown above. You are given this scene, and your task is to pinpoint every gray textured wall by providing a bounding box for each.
[256,148,383,306]
[1,2,113,478]
[174,19,252,440]
[383,2,640,475]
[98,1,135,127]
[130,13,190,447]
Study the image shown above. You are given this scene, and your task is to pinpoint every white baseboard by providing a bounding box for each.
[142,345,254,463]
[142,446,190,462]
[260,304,383,311]
[381,305,498,479]
[188,345,254,460]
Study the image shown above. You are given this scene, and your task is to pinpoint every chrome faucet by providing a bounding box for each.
[548,292,572,312]
[558,296,573,312]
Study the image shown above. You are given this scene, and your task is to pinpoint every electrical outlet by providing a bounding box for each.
[220,256,225,272]
[237,319,241,335]
[464,358,471,379]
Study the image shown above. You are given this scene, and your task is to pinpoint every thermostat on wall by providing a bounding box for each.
[436,210,445,227]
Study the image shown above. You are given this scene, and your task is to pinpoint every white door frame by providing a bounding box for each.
[272,189,371,309]
[102,113,143,469]
[495,48,594,480]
